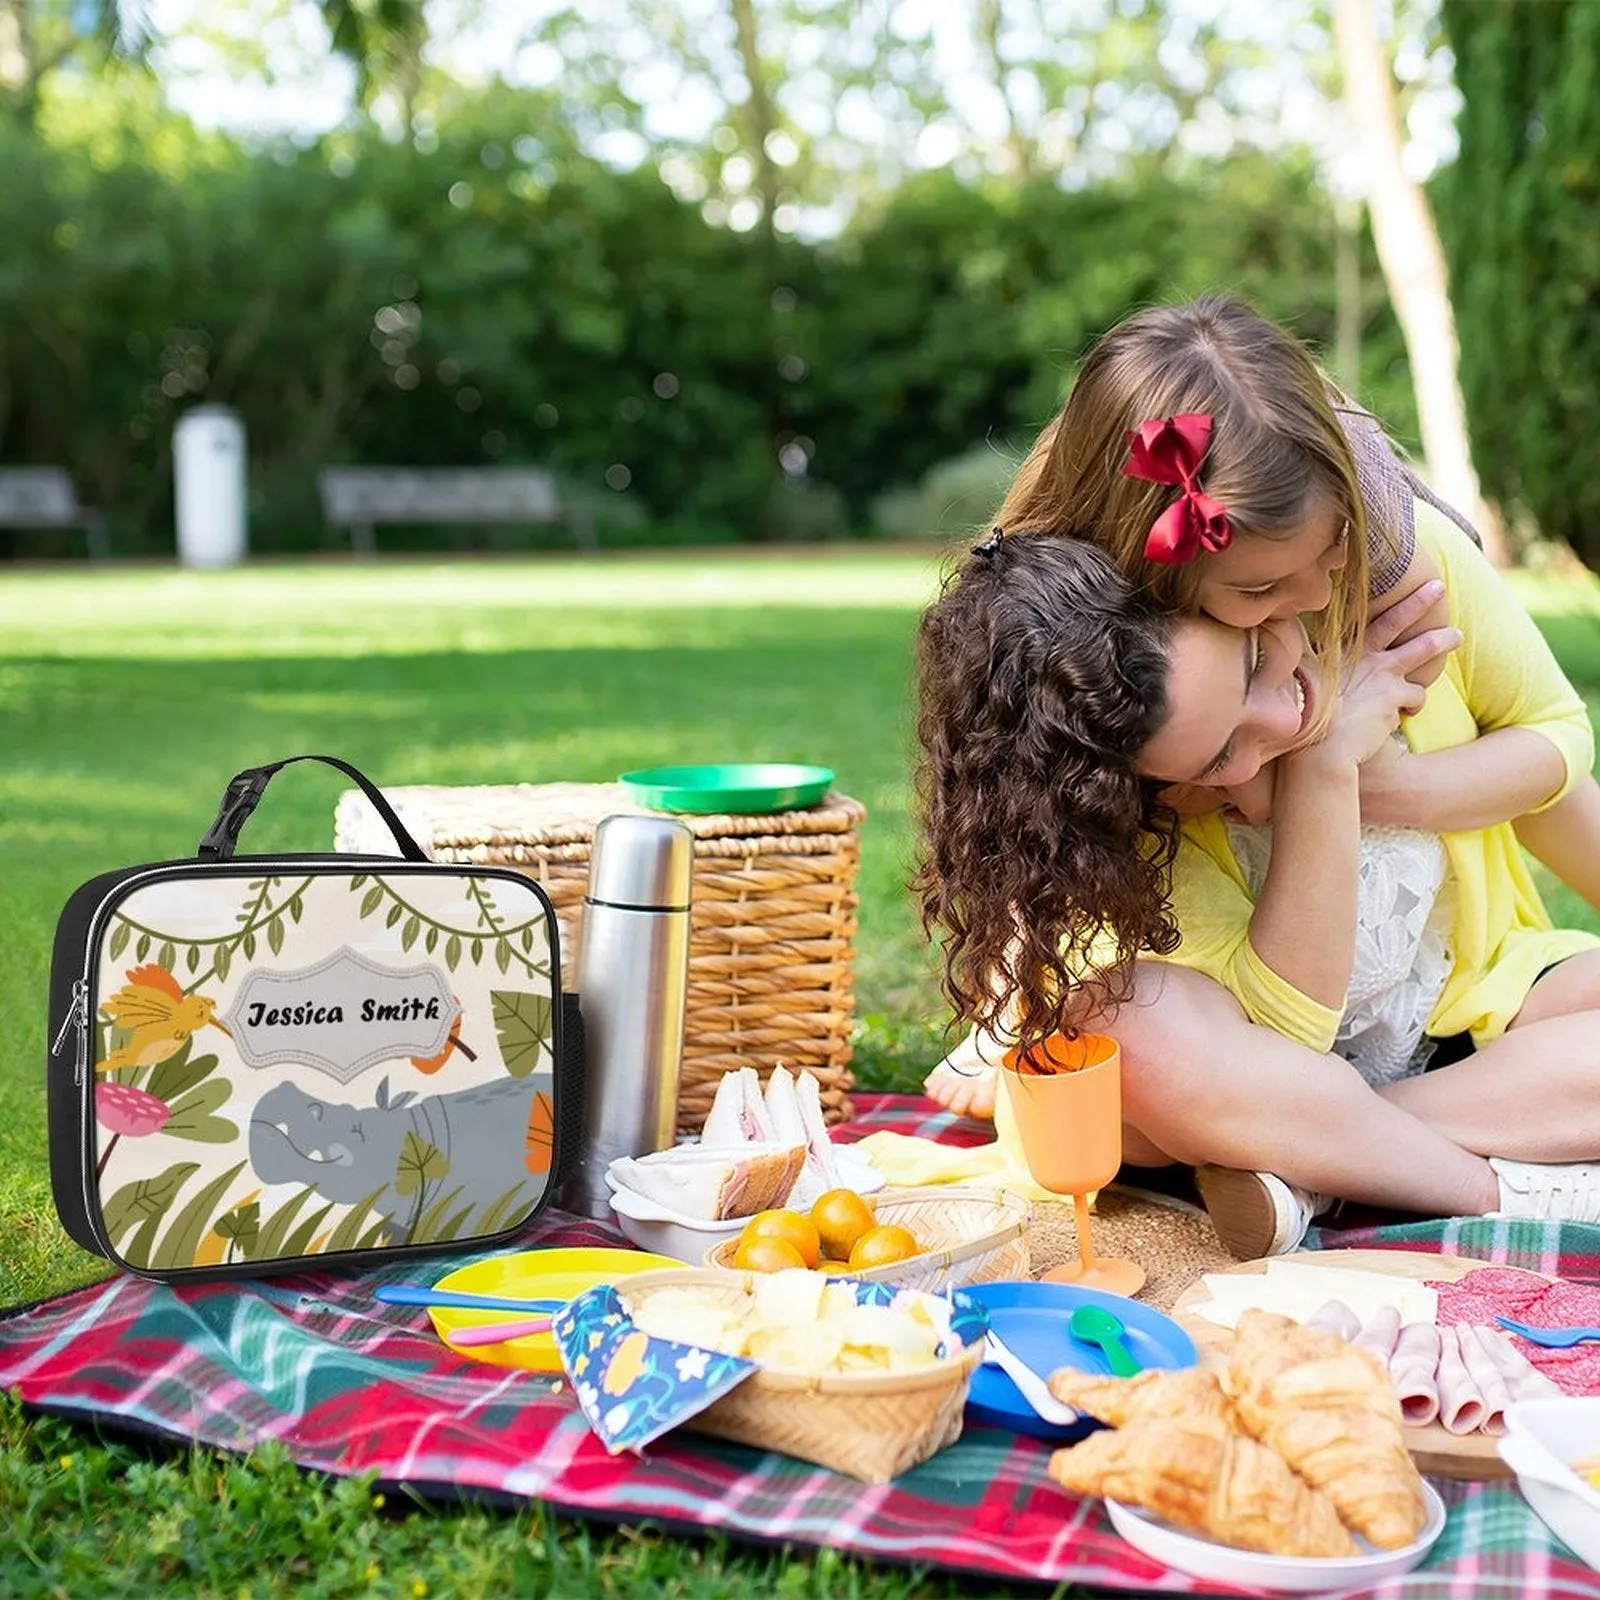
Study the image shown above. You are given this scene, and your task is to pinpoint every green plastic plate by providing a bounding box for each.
[617,762,835,815]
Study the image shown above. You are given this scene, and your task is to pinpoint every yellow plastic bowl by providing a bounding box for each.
[428,1246,683,1371]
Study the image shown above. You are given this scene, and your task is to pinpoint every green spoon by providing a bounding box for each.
[1068,1303,1143,1378]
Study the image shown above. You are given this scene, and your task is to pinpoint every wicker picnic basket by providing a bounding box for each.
[333,780,864,1133]
[704,1186,1033,1290]
[617,1267,985,1483]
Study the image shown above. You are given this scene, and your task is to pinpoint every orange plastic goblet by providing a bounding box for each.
[1000,1033,1145,1297]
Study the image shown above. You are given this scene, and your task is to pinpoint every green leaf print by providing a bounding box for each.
[145,1047,219,1109]
[394,1131,449,1197]
[252,1188,317,1260]
[490,990,553,1079]
[108,923,130,960]
[215,1199,261,1259]
[150,1160,248,1271]
[276,1202,336,1260]
[101,1162,201,1245]
[162,1078,238,1143]
[101,1164,203,1260]
[322,1188,390,1254]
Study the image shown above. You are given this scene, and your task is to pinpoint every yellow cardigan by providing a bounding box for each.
[1153,510,1599,1050]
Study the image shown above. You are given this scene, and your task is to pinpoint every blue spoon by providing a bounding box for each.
[376,1285,564,1315]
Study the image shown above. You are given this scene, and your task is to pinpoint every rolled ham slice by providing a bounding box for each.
[1391,1322,1442,1427]
[1482,1325,1563,1402]
[1304,1298,1363,1342]
[1453,1323,1513,1434]
[1352,1305,1402,1366]
[1436,1323,1487,1434]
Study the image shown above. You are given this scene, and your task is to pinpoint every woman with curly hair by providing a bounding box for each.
[905,523,1600,1254]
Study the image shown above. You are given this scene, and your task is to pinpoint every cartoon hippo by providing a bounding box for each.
[248,1072,554,1238]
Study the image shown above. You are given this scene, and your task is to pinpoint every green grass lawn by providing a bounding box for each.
[6,551,1600,1599]
[0,550,1021,1600]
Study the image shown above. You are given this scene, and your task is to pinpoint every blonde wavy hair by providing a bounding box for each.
[993,295,1372,687]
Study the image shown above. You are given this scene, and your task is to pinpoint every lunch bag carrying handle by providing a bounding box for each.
[198,754,429,864]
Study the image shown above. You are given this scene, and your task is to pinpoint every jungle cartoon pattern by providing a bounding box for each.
[89,869,561,1272]
[552,1282,991,1455]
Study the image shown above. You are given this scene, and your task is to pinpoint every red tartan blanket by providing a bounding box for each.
[5,1093,1600,1598]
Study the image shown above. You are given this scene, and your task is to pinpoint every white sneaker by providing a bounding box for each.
[1195,1166,1333,1260]
[1490,1157,1600,1222]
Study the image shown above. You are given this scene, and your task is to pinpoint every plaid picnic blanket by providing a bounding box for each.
[5,1092,1600,1598]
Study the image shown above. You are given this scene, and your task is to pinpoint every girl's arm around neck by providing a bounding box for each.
[1242,612,1459,1009]
[1245,747,1361,1009]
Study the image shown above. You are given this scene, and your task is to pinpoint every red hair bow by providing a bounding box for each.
[1122,412,1232,564]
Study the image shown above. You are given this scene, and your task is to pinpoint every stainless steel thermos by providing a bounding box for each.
[559,812,694,1218]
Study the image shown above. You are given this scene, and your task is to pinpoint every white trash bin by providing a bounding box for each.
[173,404,247,568]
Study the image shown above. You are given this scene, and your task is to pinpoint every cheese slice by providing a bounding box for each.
[1191,1257,1438,1331]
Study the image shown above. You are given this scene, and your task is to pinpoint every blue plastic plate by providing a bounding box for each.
[962,1281,1199,1443]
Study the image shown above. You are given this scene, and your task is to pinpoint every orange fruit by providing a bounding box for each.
[809,1188,876,1261]
[738,1209,821,1269]
[731,1236,807,1274]
[847,1223,921,1270]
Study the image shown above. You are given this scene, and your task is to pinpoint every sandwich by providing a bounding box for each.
[702,1065,840,1209]
[701,1065,777,1146]
[609,1142,806,1222]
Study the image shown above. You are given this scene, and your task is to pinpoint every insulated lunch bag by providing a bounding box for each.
[46,755,584,1281]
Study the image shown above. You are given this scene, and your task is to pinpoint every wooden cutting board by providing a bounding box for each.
[1170,1248,1542,1481]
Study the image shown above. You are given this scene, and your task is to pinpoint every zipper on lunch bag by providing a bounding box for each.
[51,979,91,1086]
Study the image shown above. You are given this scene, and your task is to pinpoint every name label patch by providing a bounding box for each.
[224,947,459,1084]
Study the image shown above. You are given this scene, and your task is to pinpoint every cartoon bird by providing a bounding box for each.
[98,963,229,1073]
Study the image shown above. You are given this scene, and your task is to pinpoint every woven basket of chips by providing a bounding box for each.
[333,779,864,1133]
[704,1185,1032,1290]
[618,1267,985,1482]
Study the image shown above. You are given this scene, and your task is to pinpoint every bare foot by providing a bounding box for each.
[922,1032,999,1120]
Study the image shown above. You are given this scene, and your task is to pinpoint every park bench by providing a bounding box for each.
[316,466,596,555]
[0,468,109,559]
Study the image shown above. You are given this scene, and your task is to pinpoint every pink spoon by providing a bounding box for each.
[447,1315,554,1347]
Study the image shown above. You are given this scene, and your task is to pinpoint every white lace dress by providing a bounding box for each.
[1225,819,1456,1087]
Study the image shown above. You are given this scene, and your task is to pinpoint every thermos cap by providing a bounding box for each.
[586,813,694,909]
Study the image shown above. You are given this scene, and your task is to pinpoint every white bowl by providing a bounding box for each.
[606,1184,747,1266]
[1501,1398,1600,1569]
[1106,1482,1446,1593]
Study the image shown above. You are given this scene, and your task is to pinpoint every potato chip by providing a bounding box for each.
[630,1294,745,1354]
[623,1271,956,1379]
[752,1267,827,1328]
[746,1322,847,1375]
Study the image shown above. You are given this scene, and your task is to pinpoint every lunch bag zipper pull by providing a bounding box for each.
[52,980,89,1081]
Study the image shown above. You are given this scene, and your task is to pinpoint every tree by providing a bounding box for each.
[1330,0,1504,561]
[318,0,426,129]
[0,0,151,126]
[1438,0,1600,570]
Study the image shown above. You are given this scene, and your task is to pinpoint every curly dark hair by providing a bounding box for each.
[913,533,1182,1058]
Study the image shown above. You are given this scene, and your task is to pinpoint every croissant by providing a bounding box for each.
[1048,1414,1358,1559]
[1046,1365,1231,1427]
[1226,1308,1427,1549]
